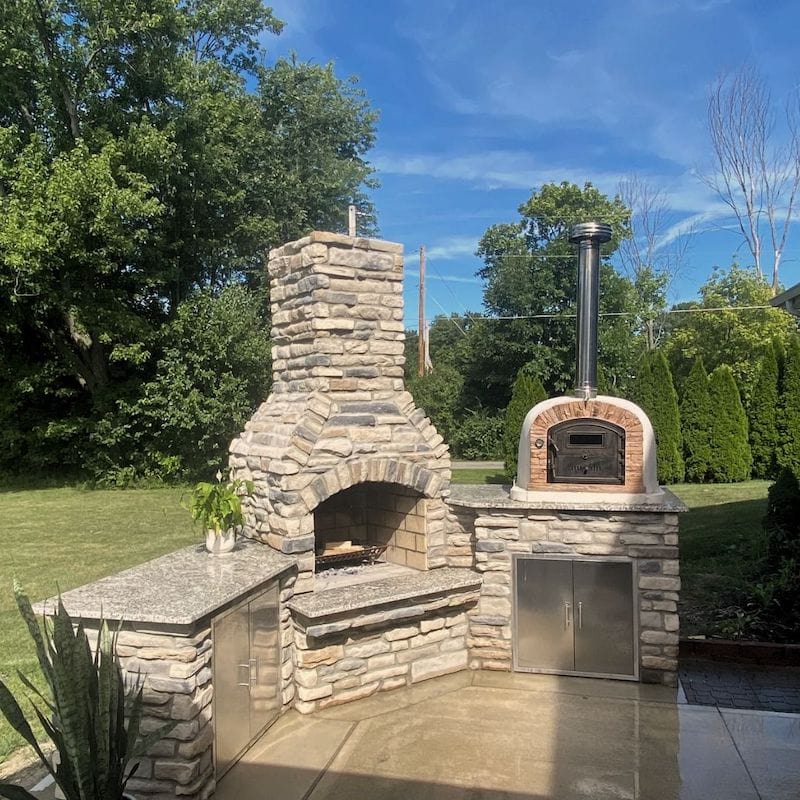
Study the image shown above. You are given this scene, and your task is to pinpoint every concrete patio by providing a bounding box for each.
[217,670,800,800]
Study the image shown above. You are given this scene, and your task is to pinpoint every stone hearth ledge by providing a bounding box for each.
[449,483,688,513]
[288,567,481,637]
[35,539,297,634]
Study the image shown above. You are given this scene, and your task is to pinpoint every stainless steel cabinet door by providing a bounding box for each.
[212,604,251,776]
[248,583,280,738]
[573,560,635,677]
[515,557,574,671]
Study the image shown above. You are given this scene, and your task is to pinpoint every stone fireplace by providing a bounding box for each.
[229,232,451,593]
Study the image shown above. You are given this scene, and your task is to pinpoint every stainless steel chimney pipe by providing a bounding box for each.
[569,222,613,400]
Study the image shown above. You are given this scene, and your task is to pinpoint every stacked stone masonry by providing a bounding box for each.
[291,587,479,714]
[229,233,451,593]
[81,627,216,800]
[446,505,680,685]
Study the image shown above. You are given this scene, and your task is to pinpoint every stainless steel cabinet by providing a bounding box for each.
[213,582,280,776]
[514,556,636,679]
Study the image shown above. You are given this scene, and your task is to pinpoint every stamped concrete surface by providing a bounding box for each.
[217,670,800,800]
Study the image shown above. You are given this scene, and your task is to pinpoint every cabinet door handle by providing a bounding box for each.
[237,662,251,687]
[565,602,571,629]
[250,657,258,686]
[578,601,583,630]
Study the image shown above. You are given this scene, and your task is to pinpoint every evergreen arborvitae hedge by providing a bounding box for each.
[748,342,780,479]
[764,467,800,568]
[777,335,800,476]
[504,372,547,480]
[680,358,713,482]
[707,364,752,482]
[632,351,684,484]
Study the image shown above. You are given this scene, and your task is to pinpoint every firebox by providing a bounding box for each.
[548,419,625,484]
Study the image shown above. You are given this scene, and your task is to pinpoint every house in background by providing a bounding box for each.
[772,282,800,317]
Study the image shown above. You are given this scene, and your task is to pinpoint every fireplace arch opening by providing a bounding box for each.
[313,481,427,574]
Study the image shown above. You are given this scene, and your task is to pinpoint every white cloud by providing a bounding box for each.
[425,236,478,260]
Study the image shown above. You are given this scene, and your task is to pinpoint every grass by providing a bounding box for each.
[451,468,507,484]
[0,485,197,763]
[669,481,772,637]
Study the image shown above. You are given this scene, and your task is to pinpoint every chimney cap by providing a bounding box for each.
[569,222,613,244]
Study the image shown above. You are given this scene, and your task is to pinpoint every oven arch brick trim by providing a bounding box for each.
[513,396,660,499]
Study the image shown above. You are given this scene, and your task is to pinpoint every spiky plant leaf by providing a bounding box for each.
[0,783,39,800]
[12,583,53,684]
[0,680,49,769]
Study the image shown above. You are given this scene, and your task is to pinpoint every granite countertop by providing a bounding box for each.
[448,483,688,513]
[35,539,296,632]
[289,567,481,620]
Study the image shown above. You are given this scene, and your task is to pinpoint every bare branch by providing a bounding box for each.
[703,65,800,293]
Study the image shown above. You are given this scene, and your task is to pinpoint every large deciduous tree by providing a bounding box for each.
[470,182,638,408]
[664,263,796,403]
[0,0,378,479]
[704,66,800,294]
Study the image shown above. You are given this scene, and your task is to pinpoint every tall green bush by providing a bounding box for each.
[633,351,684,484]
[764,468,800,568]
[450,410,505,460]
[707,365,752,482]
[748,342,780,478]
[503,371,547,480]
[777,335,800,476]
[408,364,464,446]
[680,358,713,482]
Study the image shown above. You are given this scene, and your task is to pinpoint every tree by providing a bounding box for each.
[633,351,684,484]
[407,364,465,447]
[504,369,547,480]
[707,365,752,482]
[616,175,692,349]
[680,358,713,482]
[748,342,780,478]
[777,335,800,475]
[0,1,378,478]
[664,263,796,403]
[470,182,638,408]
[704,66,800,293]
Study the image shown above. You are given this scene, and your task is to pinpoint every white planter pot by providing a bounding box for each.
[205,528,236,555]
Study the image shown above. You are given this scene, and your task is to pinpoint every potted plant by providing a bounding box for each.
[0,585,174,800]
[185,470,254,555]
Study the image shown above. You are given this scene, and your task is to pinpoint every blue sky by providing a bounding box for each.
[266,0,800,329]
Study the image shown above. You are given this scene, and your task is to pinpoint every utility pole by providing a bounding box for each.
[418,245,426,377]
[348,204,357,237]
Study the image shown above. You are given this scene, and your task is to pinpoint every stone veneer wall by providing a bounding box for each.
[446,506,680,685]
[229,232,451,592]
[82,627,216,800]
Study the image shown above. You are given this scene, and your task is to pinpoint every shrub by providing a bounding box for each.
[777,335,800,476]
[633,351,683,484]
[748,342,780,479]
[707,365,752,482]
[764,468,800,567]
[407,364,464,446]
[450,410,505,460]
[680,358,713,482]
[503,371,547,480]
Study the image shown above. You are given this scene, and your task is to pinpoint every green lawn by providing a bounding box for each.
[0,485,197,762]
[0,477,772,764]
[669,481,772,637]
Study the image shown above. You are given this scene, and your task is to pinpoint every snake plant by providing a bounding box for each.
[0,584,174,800]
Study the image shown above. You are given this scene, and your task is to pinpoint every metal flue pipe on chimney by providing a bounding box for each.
[569,222,613,400]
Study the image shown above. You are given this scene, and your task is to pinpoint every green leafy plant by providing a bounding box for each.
[185,471,254,535]
[0,585,173,800]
